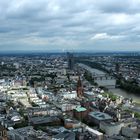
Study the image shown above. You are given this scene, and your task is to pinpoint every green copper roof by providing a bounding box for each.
[75,107,87,112]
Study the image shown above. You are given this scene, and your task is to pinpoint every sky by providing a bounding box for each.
[0,0,140,52]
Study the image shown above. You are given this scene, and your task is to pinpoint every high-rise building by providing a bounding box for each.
[67,52,74,70]
[115,63,120,73]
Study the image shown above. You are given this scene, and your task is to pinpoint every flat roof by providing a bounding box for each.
[75,107,87,112]
[53,132,75,140]
[89,111,112,121]
[30,116,60,125]
[85,126,103,136]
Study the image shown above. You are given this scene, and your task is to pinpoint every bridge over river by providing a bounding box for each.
[78,63,116,89]
[78,63,140,102]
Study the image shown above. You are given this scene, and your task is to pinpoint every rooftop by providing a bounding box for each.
[30,116,60,125]
[100,121,123,127]
[8,126,51,140]
[52,131,75,140]
[89,111,112,121]
[75,107,87,112]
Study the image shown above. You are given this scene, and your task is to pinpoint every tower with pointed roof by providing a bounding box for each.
[76,76,83,97]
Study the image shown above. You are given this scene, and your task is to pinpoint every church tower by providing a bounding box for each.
[76,76,83,97]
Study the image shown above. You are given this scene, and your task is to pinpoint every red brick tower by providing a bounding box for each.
[76,76,83,97]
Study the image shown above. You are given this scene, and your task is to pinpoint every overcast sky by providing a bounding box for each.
[0,0,140,52]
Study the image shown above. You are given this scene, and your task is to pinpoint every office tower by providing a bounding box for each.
[67,52,74,70]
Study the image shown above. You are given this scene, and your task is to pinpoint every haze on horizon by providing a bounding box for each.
[0,0,140,52]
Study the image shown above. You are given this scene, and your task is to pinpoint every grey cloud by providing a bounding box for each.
[0,0,140,51]
[94,0,140,14]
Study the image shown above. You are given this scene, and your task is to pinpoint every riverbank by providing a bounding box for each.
[78,63,140,103]
[109,88,140,103]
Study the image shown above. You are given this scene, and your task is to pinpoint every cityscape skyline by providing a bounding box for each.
[1,0,140,51]
[1,1,140,139]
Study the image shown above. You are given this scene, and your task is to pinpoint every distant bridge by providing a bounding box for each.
[78,63,116,89]
[93,75,114,81]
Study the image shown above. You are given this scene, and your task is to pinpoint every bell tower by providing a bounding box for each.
[76,76,83,97]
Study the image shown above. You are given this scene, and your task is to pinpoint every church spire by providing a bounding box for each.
[76,76,83,97]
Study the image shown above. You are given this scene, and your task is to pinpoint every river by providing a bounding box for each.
[109,88,140,103]
[78,63,140,102]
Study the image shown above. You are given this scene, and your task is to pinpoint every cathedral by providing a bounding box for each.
[76,76,84,97]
